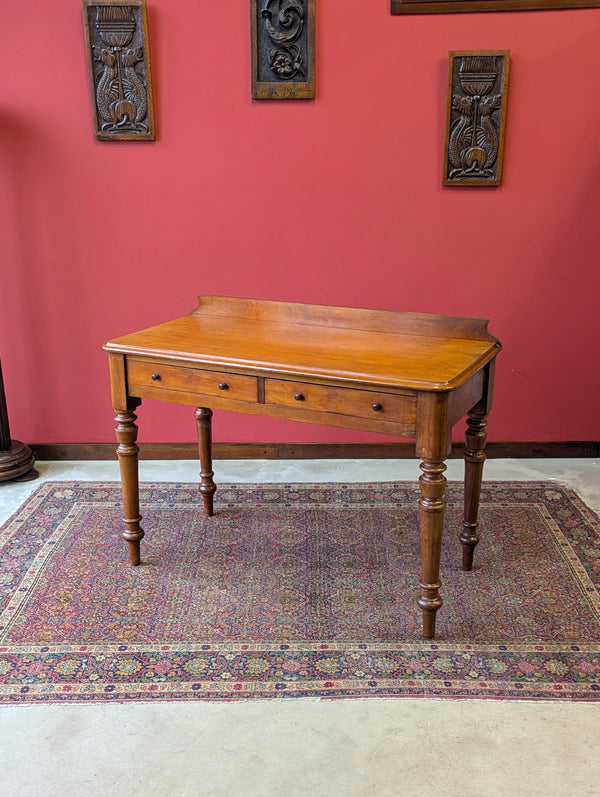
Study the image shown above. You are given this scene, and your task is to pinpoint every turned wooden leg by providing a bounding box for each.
[418,458,447,638]
[195,407,216,517]
[115,409,144,566]
[461,412,488,571]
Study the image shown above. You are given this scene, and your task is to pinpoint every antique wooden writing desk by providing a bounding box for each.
[104,295,501,638]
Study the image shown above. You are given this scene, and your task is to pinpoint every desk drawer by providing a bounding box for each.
[127,359,257,402]
[264,378,417,423]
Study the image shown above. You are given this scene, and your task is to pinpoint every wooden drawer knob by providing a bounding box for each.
[151,373,161,381]
[218,382,229,391]
[372,402,383,411]
[294,392,305,401]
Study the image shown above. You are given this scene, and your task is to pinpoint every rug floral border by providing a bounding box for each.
[1,481,599,704]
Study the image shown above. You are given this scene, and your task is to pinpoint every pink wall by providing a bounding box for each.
[2,1,600,446]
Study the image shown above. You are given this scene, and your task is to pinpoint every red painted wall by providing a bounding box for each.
[2,1,599,446]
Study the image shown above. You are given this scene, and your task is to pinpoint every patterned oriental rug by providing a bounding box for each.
[1,481,599,704]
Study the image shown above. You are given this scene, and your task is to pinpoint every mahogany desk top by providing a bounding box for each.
[104,295,501,637]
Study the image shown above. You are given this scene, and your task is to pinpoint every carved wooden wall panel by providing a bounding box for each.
[443,51,510,187]
[82,0,155,140]
[250,0,315,99]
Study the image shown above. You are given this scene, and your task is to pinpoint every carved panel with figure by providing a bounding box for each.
[250,0,315,99]
[82,0,155,140]
[443,51,510,187]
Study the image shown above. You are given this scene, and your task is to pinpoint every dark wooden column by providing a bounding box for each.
[195,407,216,516]
[114,407,144,565]
[0,357,37,482]
[415,393,452,638]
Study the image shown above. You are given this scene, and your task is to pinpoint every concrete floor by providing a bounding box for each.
[1,458,599,797]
